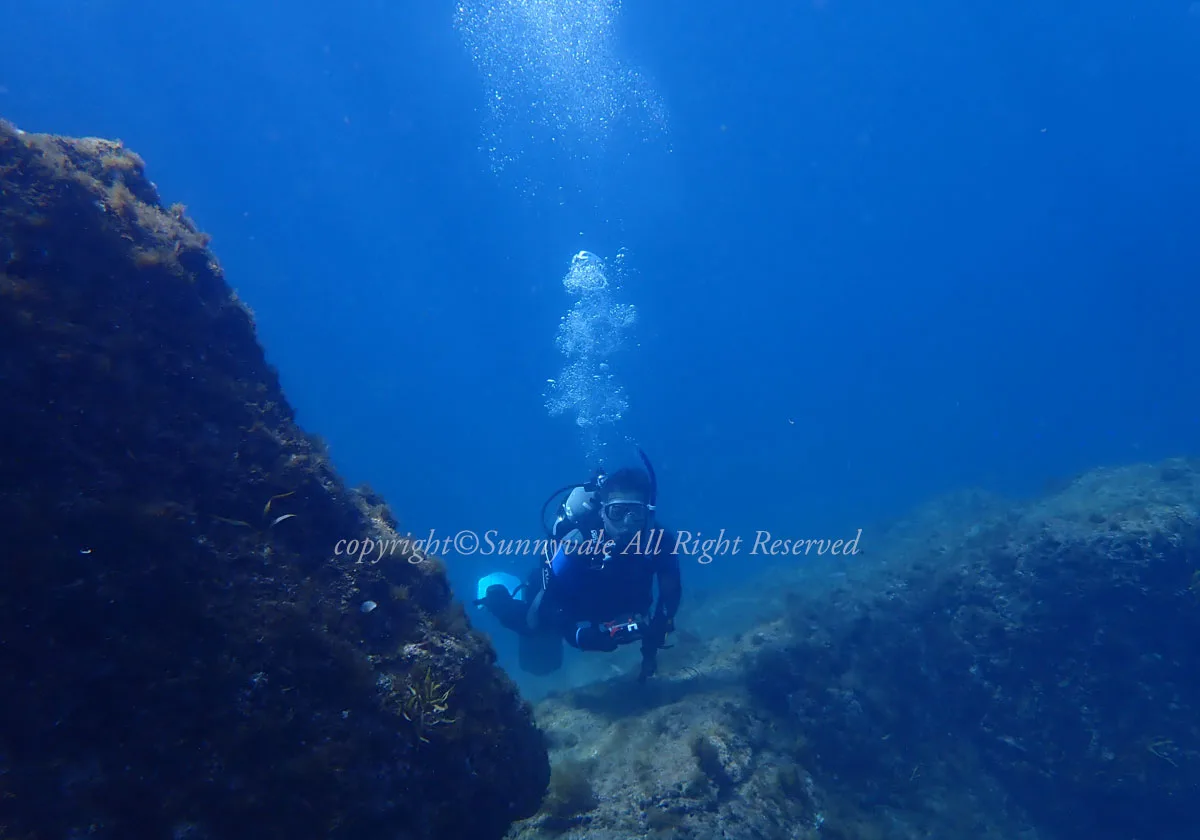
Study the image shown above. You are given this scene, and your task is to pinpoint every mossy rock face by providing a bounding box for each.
[0,121,549,839]
[540,758,599,831]
[743,462,1200,840]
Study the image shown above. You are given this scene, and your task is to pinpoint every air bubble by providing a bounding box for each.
[544,248,636,465]
[453,0,668,187]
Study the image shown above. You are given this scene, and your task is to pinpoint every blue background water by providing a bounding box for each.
[4,0,1199,675]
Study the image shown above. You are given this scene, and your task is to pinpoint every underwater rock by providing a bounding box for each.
[502,459,1199,840]
[0,120,549,839]
[503,614,1028,839]
[744,458,1200,840]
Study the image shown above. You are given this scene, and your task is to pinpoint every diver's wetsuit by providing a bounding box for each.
[486,520,682,674]
[540,525,681,651]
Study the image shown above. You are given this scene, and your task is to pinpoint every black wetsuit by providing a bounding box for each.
[486,518,682,676]
[538,524,681,650]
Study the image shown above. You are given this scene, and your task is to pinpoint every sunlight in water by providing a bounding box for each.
[453,0,667,183]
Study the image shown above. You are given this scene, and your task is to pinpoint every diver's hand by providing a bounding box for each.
[636,615,674,683]
[637,652,657,683]
[646,614,674,649]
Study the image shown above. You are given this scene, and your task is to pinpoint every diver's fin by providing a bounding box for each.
[474,571,523,609]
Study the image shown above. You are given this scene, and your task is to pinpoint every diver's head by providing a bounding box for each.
[599,467,653,539]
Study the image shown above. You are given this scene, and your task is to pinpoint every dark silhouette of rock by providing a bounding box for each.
[0,120,549,840]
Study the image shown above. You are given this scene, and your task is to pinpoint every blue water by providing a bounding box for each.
[4,0,1199,672]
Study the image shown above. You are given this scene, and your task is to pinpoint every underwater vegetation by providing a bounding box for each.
[0,121,549,839]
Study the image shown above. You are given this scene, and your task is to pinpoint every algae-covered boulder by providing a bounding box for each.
[0,120,549,839]
[745,460,1200,840]
[501,460,1200,840]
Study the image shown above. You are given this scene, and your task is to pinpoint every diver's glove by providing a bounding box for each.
[637,615,674,683]
[637,648,658,683]
[646,614,674,648]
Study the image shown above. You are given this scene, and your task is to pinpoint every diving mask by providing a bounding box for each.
[602,500,649,524]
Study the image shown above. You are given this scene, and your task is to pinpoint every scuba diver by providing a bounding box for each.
[475,449,682,684]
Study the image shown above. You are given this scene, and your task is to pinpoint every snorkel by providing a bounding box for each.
[637,447,658,515]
